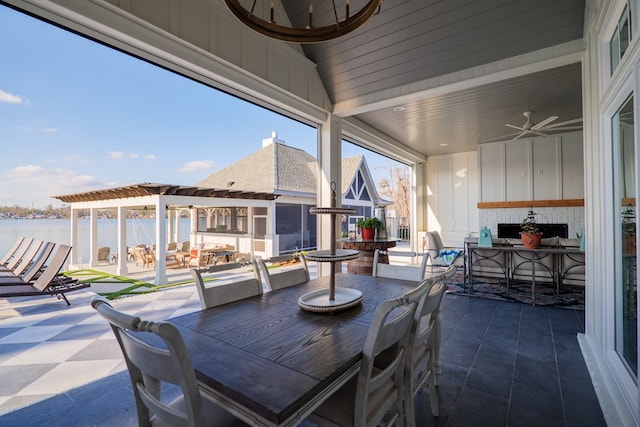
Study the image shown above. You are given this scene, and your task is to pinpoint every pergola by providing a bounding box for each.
[54,182,277,284]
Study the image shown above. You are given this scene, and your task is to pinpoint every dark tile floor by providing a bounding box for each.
[0,294,605,427]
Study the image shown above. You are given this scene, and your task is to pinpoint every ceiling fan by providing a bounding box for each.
[485,111,583,142]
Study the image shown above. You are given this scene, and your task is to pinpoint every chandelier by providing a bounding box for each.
[223,0,383,43]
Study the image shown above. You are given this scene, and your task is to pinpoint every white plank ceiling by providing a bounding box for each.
[283,0,586,156]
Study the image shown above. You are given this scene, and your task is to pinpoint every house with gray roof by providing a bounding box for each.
[196,132,389,256]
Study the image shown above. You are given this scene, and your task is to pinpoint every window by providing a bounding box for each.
[612,94,637,378]
[611,3,632,74]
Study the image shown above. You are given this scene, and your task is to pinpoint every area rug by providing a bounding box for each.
[445,270,584,310]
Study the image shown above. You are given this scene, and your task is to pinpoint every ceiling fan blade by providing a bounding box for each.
[544,118,582,129]
[546,126,583,131]
[532,130,548,137]
[505,124,525,131]
[480,132,522,143]
[532,115,559,130]
[508,131,528,142]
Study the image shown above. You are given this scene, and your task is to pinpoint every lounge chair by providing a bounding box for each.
[0,236,25,266]
[0,244,89,305]
[0,237,35,272]
[0,240,43,275]
[0,241,55,282]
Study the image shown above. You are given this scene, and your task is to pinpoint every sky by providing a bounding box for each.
[0,5,403,209]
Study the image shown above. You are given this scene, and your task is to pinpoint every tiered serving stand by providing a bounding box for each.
[298,183,362,313]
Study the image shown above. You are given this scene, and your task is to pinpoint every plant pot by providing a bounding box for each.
[520,232,542,249]
[361,227,376,241]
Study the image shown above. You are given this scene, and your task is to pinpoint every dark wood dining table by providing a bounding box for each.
[168,273,418,427]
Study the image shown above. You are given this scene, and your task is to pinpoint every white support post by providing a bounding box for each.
[318,114,342,277]
[89,207,98,267]
[70,208,79,268]
[117,206,128,275]
[155,200,167,285]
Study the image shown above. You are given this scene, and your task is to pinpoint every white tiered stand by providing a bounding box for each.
[298,184,362,313]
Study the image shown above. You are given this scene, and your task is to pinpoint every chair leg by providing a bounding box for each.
[427,370,439,417]
[404,382,417,427]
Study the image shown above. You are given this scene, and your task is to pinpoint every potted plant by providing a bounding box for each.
[520,207,543,249]
[357,217,385,240]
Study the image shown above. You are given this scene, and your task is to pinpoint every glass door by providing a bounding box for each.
[613,95,637,378]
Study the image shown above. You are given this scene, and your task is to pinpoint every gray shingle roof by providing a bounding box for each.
[197,143,367,197]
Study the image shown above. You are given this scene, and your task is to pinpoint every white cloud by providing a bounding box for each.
[108,151,157,162]
[178,160,215,173]
[41,127,61,133]
[0,164,104,207]
[0,89,22,104]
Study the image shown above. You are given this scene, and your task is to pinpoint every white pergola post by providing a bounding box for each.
[174,209,181,243]
[167,209,175,245]
[116,205,128,276]
[189,208,198,247]
[318,114,342,277]
[89,207,98,267]
[70,207,79,267]
[154,199,167,285]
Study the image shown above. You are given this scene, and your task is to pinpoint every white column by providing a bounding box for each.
[167,209,175,244]
[70,207,79,267]
[413,161,427,252]
[89,207,98,267]
[117,206,128,276]
[318,114,342,277]
[154,200,167,285]
[174,209,181,243]
[190,208,198,246]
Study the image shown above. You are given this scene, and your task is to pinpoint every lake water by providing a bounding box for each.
[0,218,191,264]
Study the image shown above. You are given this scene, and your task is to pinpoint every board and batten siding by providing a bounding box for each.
[426,151,478,246]
[478,131,584,202]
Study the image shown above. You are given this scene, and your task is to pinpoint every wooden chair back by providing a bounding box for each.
[256,256,309,291]
[311,278,428,427]
[97,247,110,264]
[404,265,455,425]
[191,261,262,309]
[372,249,428,281]
[91,299,205,426]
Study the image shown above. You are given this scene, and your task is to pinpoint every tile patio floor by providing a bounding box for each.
[0,262,606,426]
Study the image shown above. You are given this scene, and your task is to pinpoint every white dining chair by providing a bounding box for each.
[308,278,431,427]
[256,256,310,291]
[91,299,248,427]
[191,261,262,309]
[404,265,455,425]
[372,249,428,281]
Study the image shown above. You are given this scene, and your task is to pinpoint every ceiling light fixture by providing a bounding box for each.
[393,106,406,112]
[223,0,384,43]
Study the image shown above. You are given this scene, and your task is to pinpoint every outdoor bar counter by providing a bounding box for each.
[341,238,396,274]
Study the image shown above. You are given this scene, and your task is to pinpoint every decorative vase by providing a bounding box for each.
[520,232,542,249]
[361,227,375,241]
